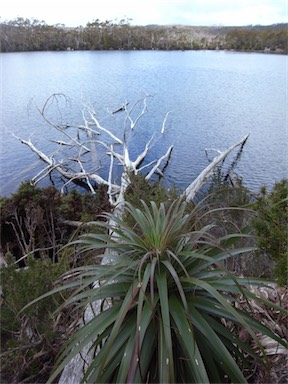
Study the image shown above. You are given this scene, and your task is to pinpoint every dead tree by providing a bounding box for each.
[183,134,249,201]
[13,93,173,214]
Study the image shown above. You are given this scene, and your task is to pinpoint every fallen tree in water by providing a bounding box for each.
[13,94,173,210]
[13,93,249,208]
[183,134,249,201]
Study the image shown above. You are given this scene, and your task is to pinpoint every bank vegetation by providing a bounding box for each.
[1,17,287,53]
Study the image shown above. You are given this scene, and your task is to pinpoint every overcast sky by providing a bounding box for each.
[1,0,287,27]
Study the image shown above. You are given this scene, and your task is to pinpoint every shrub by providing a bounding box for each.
[0,253,69,383]
[252,179,288,286]
[196,175,261,276]
[124,172,179,209]
[59,184,111,222]
[0,182,111,263]
[42,199,287,383]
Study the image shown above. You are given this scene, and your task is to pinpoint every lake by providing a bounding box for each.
[1,50,287,196]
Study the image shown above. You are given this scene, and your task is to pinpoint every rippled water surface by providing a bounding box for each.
[1,50,287,195]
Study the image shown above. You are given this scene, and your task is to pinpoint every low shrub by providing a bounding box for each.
[0,253,69,383]
[252,179,288,286]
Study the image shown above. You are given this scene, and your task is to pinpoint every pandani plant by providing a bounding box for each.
[25,198,287,383]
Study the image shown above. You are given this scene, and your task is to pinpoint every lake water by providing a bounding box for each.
[1,50,287,196]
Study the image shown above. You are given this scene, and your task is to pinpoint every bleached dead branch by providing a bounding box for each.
[88,111,123,144]
[13,94,174,209]
[161,111,171,134]
[145,145,174,181]
[184,134,249,202]
[125,96,148,129]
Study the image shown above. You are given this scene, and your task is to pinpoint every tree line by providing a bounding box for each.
[1,17,287,53]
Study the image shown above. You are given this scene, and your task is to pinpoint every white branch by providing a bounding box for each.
[77,160,96,195]
[12,134,53,165]
[12,133,120,193]
[80,109,100,137]
[41,114,90,152]
[123,146,131,168]
[184,134,249,202]
[60,176,81,195]
[126,97,148,130]
[51,140,74,146]
[78,125,100,137]
[131,134,155,172]
[108,146,115,206]
[32,164,54,183]
[36,94,91,152]
[161,111,171,134]
[32,163,60,184]
[87,108,123,145]
[105,145,124,165]
[122,94,150,131]
[205,148,222,155]
[138,159,158,173]
[145,145,174,181]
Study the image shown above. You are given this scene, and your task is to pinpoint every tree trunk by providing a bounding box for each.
[183,134,249,201]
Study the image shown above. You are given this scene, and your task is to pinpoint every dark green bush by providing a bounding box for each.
[125,172,179,207]
[0,253,69,383]
[252,179,288,285]
[59,184,111,222]
[1,182,63,261]
[0,181,111,263]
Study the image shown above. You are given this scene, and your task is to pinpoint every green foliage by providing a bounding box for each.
[0,181,111,382]
[0,253,68,383]
[252,179,288,285]
[43,199,287,383]
[1,181,111,262]
[196,174,264,276]
[225,27,288,53]
[1,182,62,260]
[203,173,252,237]
[124,172,179,209]
[1,173,286,382]
[206,171,251,208]
[59,184,111,222]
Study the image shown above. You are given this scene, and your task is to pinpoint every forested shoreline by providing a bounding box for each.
[1,17,287,53]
